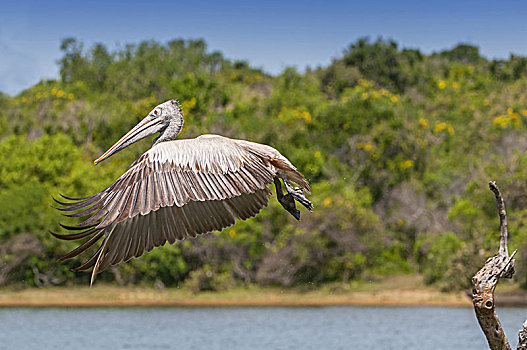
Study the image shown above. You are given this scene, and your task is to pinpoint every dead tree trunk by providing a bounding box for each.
[472,181,527,350]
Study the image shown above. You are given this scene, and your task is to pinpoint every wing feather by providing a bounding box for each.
[133,213,148,258]
[144,211,155,253]
[173,171,190,204]
[204,172,226,198]
[156,171,170,207]
[117,220,134,263]
[182,202,202,236]
[145,172,155,213]
[169,210,186,240]
[77,191,118,226]
[152,209,165,247]
[122,220,138,262]
[72,244,102,271]
[158,208,174,244]
[100,226,126,271]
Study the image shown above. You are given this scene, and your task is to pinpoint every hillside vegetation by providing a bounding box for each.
[2,37,527,291]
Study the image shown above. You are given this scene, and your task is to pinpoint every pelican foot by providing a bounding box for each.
[289,188,313,212]
[274,176,301,220]
[278,173,313,212]
[279,193,301,220]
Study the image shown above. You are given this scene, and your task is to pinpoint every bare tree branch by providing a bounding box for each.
[489,181,509,257]
[472,181,518,350]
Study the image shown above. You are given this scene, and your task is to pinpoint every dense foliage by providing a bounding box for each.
[2,37,527,291]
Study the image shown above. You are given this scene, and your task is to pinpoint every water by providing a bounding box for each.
[1,306,527,349]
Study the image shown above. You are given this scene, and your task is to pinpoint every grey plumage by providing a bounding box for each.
[52,100,312,284]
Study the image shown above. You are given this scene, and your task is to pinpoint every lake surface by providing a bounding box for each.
[2,306,527,349]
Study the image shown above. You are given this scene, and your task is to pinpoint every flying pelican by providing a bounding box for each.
[52,100,313,284]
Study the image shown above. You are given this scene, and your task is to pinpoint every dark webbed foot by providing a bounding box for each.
[289,187,313,212]
[278,173,313,212]
[274,177,300,219]
[274,175,312,220]
[282,193,301,220]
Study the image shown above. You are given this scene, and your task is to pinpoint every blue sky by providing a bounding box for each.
[1,0,526,95]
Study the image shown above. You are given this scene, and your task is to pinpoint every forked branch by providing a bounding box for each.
[472,181,522,350]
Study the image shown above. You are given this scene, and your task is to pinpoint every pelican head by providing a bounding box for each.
[94,100,184,165]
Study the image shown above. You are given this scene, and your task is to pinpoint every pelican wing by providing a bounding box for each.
[53,135,308,282]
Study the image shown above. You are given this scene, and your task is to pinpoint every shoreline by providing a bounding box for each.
[2,275,525,308]
[0,294,472,308]
[0,287,473,308]
[0,300,472,308]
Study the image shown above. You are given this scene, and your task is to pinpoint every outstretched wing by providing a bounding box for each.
[53,135,284,283]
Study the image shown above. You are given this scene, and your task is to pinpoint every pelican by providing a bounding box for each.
[52,100,312,284]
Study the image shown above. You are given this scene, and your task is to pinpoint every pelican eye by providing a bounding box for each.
[153,108,161,116]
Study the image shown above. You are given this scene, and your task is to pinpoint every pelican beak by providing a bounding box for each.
[94,115,164,165]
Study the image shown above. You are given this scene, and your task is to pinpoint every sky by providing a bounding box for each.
[1,0,527,95]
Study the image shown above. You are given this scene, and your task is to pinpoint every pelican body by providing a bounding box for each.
[53,100,312,284]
